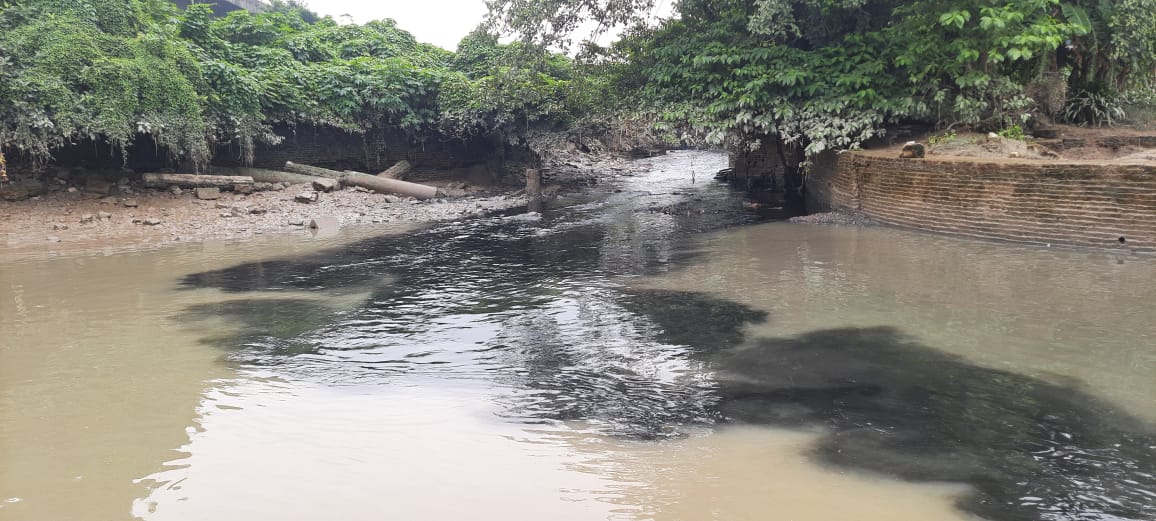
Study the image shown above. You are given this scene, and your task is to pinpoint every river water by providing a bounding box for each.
[1,151,1153,521]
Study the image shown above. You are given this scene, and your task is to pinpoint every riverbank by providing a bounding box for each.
[0,154,645,259]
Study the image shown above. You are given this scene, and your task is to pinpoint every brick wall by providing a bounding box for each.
[808,152,1156,252]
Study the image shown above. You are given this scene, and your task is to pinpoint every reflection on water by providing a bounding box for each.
[3,151,1154,521]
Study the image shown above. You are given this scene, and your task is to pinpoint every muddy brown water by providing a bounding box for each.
[1,151,1153,521]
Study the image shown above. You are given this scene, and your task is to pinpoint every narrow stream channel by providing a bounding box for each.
[1,151,1153,521]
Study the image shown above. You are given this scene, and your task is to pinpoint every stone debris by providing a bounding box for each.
[195,187,221,200]
[899,141,926,159]
[1,181,47,201]
[789,211,874,226]
[85,179,112,195]
[294,191,319,203]
[2,170,530,254]
[312,178,340,193]
[307,215,339,231]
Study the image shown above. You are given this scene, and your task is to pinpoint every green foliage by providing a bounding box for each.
[490,0,1154,163]
[0,0,600,167]
[0,1,208,165]
[997,124,1026,140]
[1063,89,1127,126]
[439,33,599,138]
[928,131,958,145]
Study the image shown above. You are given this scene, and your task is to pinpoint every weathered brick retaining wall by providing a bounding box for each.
[807,152,1156,252]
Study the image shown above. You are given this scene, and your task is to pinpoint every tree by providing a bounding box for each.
[0,0,602,168]
[486,0,1156,166]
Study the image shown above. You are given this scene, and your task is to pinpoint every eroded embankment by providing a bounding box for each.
[806,151,1156,253]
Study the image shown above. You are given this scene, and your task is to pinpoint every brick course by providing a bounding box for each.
[808,152,1156,252]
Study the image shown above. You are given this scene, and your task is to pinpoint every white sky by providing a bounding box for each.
[305,0,674,51]
[309,0,490,50]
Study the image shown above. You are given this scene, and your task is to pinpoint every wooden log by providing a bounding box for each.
[231,167,324,186]
[376,160,413,180]
[339,171,439,199]
[142,173,253,189]
[525,168,542,199]
[284,161,345,179]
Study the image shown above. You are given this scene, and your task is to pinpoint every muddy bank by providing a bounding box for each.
[0,184,523,256]
[0,154,648,258]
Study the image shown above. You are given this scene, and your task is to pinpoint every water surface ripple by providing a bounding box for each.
[174,150,1155,521]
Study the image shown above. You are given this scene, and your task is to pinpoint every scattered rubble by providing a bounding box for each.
[0,153,647,256]
[790,211,875,226]
[194,187,221,200]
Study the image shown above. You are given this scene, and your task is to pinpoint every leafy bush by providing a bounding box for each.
[928,131,958,145]
[997,125,1026,141]
[0,0,603,168]
[1062,90,1127,127]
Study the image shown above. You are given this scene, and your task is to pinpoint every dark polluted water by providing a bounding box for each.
[2,151,1153,521]
[173,150,1155,521]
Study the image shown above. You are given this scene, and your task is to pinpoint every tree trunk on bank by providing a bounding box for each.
[377,160,412,180]
[284,161,439,199]
[230,167,324,186]
[283,161,345,179]
[142,173,253,188]
[340,171,439,199]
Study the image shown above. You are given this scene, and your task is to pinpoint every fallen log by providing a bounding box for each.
[284,162,345,179]
[377,160,412,180]
[339,171,439,199]
[230,167,325,186]
[285,161,439,198]
[142,173,253,189]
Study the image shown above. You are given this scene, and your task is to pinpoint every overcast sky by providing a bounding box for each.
[309,0,490,50]
[305,0,673,51]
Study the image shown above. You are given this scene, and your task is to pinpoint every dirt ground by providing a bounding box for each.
[0,153,642,259]
[869,124,1156,162]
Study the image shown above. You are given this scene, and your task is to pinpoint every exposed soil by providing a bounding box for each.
[867,124,1156,163]
[0,153,644,258]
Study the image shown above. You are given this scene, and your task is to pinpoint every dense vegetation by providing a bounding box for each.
[0,0,602,168]
[1,0,1153,172]
[489,0,1156,163]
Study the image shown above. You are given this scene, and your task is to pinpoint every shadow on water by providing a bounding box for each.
[181,299,336,359]
[175,151,1154,521]
[636,295,1155,521]
[618,289,769,349]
